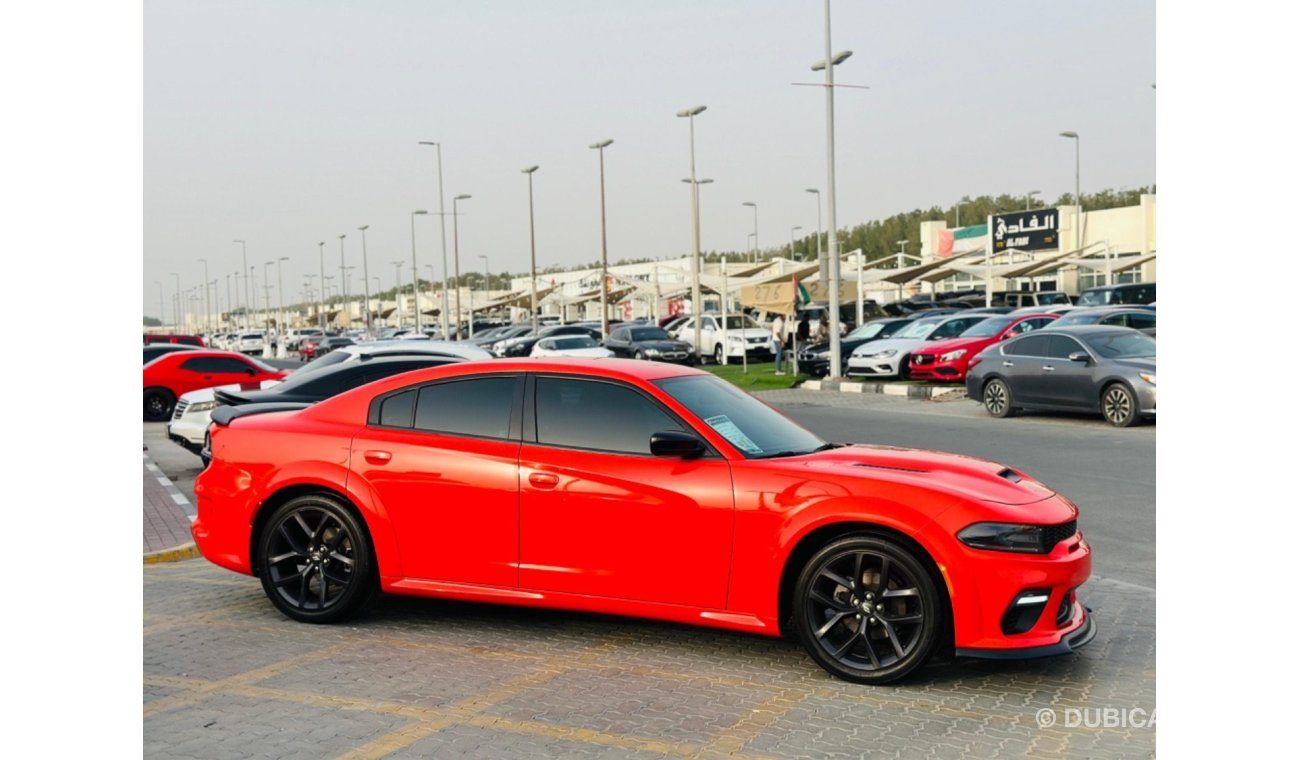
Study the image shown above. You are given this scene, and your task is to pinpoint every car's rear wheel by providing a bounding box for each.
[982,378,1016,418]
[713,344,724,365]
[258,494,375,623]
[794,535,942,684]
[1101,383,1138,427]
[143,388,175,421]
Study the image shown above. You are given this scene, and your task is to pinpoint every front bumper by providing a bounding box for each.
[907,355,968,381]
[845,354,904,377]
[168,413,210,455]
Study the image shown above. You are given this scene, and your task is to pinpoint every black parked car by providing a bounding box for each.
[497,324,601,357]
[604,325,696,364]
[1053,307,1156,337]
[213,355,459,407]
[796,317,913,377]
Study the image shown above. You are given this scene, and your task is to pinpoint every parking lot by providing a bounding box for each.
[144,390,1155,759]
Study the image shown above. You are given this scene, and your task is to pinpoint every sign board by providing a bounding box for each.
[991,210,1058,252]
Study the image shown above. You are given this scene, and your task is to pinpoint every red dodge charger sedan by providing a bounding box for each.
[193,358,1093,683]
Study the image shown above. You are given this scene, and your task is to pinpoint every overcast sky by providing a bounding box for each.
[143,0,1154,319]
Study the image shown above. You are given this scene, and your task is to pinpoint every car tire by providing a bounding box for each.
[257,494,376,624]
[793,535,943,684]
[635,350,647,360]
[1101,382,1139,427]
[897,354,911,381]
[982,378,1017,418]
[143,388,176,422]
[713,344,724,365]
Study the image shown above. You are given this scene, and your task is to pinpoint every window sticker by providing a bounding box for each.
[704,414,763,455]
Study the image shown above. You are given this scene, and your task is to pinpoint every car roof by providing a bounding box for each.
[337,339,492,361]
[1031,325,1149,337]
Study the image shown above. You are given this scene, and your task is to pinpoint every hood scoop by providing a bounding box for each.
[853,462,928,474]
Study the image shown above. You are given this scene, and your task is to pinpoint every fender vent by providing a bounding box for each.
[997,468,1023,483]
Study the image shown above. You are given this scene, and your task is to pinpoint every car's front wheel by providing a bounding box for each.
[794,535,942,684]
[982,378,1016,418]
[713,344,724,365]
[144,388,175,421]
[1101,382,1139,427]
[257,494,375,623]
[634,350,646,360]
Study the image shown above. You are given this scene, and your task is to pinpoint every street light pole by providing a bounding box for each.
[410,210,428,332]
[812,1,853,378]
[337,234,348,328]
[357,225,371,338]
[589,138,614,339]
[391,261,405,329]
[452,194,471,340]
[1027,190,1041,210]
[676,104,707,356]
[418,141,451,339]
[263,262,274,331]
[170,272,181,332]
[276,256,288,350]
[895,239,909,302]
[224,274,232,330]
[233,240,249,330]
[522,166,540,332]
[790,226,803,261]
[1059,130,1082,277]
[477,254,490,335]
[155,281,164,329]
[248,265,258,329]
[317,241,326,330]
[742,202,758,262]
[197,258,210,334]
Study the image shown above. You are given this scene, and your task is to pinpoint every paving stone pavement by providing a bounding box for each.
[144,454,196,555]
[144,560,1155,759]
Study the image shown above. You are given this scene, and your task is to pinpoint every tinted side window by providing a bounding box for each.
[1005,334,1050,357]
[610,328,628,341]
[1045,335,1086,359]
[179,357,254,373]
[1127,313,1156,330]
[1100,313,1128,326]
[413,377,517,439]
[379,390,416,428]
[536,377,682,455]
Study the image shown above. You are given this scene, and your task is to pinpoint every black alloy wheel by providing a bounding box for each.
[258,495,374,623]
[1101,382,1138,427]
[143,389,176,422]
[983,378,1016,418]
[794,535,941,684]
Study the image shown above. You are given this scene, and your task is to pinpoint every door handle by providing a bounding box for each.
[364,450,392,464]
[1001,361,1015,368]
[528,472,559,489]
[1042,366,1056,372]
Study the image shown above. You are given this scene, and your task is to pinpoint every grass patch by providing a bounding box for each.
[702,361,811,391]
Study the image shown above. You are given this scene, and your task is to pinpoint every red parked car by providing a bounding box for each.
[194,359,1093,684]
[907,313,1060,382]
[143,333,206,347]
[143,350,286,421]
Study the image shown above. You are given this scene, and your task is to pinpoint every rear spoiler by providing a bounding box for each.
[210,402,311,427]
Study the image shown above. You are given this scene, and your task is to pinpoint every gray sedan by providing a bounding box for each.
[965,325,1155,427]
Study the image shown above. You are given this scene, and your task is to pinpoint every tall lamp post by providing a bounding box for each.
[806,188,824,280]
[452,194,471,340]
[262,262,274,333]
[1027,190,1041,210]
[895,239,909,302]
[170,272,181,331]
[391,261,406,329]
[337,234,348,328]
[812,2,854,378]
[676,104,707,355]
[357,225,371,337]
[418,141,451,339]
[1059,130,1082,276]
[589,138,614,339]
[197,258,210,334]
[317,241,326,330]
[410,210,428,332]
[233,240,249,330]
[790,226,804,261]
[155,281,165,329]
[521,166,540,332]
[477,254,490,333]
[276,256,288,350]
[741,201,759,262]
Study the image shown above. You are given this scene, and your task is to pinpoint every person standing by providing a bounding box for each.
[771,313,786,375]
[817,314,830,342]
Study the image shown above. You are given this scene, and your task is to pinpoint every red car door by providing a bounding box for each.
[349,375,523,587]
[518,375,734,609]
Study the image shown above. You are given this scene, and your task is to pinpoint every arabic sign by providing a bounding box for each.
[991,210,1058,252]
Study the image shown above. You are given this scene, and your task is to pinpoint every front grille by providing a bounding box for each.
[172,400,189,420]
[1042,520,1078,550]
[911,355,934,366]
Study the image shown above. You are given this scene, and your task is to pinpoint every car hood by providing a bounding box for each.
[799,444,1057,506]
[1111,356,1155,372]
[633,340,691,352]
[179,379,283,403]
[850,337,928,356]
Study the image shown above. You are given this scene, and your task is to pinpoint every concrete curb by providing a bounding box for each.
[797,379,969,402]
[144,543,202,564]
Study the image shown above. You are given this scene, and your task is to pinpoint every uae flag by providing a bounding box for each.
[793,275,811,306]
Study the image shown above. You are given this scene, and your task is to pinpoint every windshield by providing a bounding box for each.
[288,350,352,379]
[893,318,942,339]
[1054,310,1099,326]
[1038,292,1071,305]
[1083,332,1155,359]
[846,321,887,340]
[551,337,598,349]
[630,327,670,341]
[654,375,825,458]
[722,316,760,330]
[960,316,1014,338]
[1078,290,1111,307]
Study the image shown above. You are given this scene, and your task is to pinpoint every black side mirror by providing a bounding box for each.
[650,430,705,459]
[1068,351,1092,364]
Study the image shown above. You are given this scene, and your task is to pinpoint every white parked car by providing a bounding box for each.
[236,331,266,355]
[168,378,284,461]
[672,314,772,364]
[529,336,614,358]
[846,313,991,378]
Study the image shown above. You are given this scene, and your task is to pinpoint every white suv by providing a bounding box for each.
[236,331,266,355]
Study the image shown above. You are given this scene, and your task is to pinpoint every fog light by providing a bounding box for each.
[1001,588,1052,635]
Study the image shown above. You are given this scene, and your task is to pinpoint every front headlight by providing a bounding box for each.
[939,349,967,362]
[864,349,898,359]
[729,336,744,343]
[957,522,1057,554]
[644,348,661,356]
[1139,372,1156,386]
[186,400,217,414]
